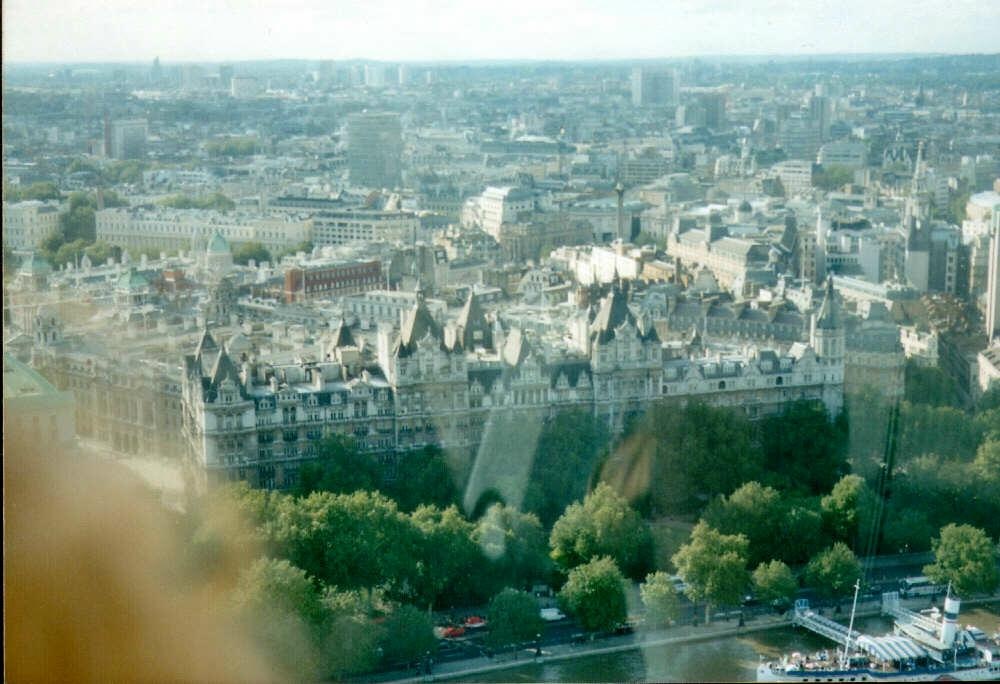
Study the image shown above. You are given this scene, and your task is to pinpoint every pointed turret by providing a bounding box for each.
[811,278,844,362]
[815,277,842,331]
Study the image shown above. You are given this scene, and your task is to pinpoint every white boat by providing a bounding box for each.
[757,583,1000,682]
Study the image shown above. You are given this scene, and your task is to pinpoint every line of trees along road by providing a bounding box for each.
[180,393,999,679]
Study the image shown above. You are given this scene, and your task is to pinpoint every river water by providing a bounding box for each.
[460,606,1000,683]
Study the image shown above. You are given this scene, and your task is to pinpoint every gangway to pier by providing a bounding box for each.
[880,592,940,634]
[791,599,862,649]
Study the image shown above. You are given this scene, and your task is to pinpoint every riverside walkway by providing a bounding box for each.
[366,595,999,684]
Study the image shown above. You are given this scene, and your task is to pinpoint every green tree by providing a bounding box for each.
[805,543,861,605]
[977,386,1000,412]
[639,571,680,626]
[474,503,552,594]
[973,439,1000,483]
[160,192,236,212]
[777,501,827,565]
[378,605,437,667]
[898,402,983,463]
[295,435,380,496]
[4,181,61,201]
[605,402,762,516]
[59,203,96,242]
[557,556,628,633]
[409,505,484,609]
[206,137,258,157]
[923,524,999,596]
[486,588,544,649]
[232,241,271,266]
[821,474,878,551]
[549,482,653,579]
[904,361,960,408]
[232,557,326,680]
[812,165,854,191]
[752,560,798,610]
[759,401,848,495]
[671,521,750,623]
[881,506,936,554]
[524,410,610,527]
[389,445,460,512]
[269,490,417,593]
[84,241,122,266]
[318,588,382,678]
[702,481,785,568]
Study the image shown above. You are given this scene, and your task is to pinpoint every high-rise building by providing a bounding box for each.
[218,65,234,90]
[809,93,833,141]
[986,207,1000,340]
[364,64,388,88]
[698,91,727,129]
[631,67,679,107]
[347,112,403,189]
[109,119,148,160]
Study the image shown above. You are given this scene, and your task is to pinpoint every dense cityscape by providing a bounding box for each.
[4,34,1000,684]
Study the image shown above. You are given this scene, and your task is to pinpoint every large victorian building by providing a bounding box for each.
[181,281,845,490]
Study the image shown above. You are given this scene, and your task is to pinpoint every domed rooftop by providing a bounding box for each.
[206,231,230,254]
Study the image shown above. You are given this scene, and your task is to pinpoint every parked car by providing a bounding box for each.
[540,607,566,622]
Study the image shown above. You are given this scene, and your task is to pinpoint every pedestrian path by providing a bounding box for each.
[373,612,792,683]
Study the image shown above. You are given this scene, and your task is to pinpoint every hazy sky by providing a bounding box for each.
[4,0,999,63]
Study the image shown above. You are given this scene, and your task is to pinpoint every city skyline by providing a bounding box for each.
[4,0,1000,64]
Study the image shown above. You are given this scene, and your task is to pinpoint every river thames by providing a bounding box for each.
[458,606,1000,683]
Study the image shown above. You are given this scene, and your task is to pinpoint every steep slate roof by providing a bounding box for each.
[455,291,493,351]
[209,347,242,389]
[397,298,446,357]
[591,285,637,343]
[329,320,356,348]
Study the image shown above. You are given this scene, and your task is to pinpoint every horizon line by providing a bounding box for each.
[6,50,1000,68]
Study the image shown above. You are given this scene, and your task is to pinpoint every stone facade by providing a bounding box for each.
[181,283,845,491]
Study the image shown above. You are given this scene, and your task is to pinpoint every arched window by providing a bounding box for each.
[776,376,783,386]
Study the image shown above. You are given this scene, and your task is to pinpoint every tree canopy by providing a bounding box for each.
[160,192,236,212]
[378,605,436,666]
[294,435,380,497]
[671,521,750,620]
[702,481,785,568]
[820,474,878,552]
[523,410,610,528]
[805,542,861,602]
[232,241,271,266]
[752,560,798,609]
[388,445,460,513]
[474,503,551,594]
[606,401,763,515]
[549,482,653,579]
[640,572,680,626]
[231,557,326,680]
[557,556,628,633]
[759,401,849,495]
[486,588,543,648]
[923,524,999,597]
